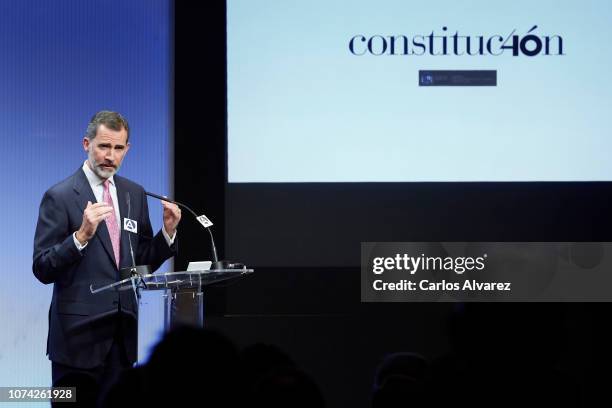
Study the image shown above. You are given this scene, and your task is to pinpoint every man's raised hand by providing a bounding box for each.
[75,201,114,244]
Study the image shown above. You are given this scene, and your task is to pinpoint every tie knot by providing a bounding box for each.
[103,179,111,190]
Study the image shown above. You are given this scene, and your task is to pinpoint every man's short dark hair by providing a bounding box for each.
[85,111,130,142]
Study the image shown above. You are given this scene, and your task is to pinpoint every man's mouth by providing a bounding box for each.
[100,164,115,170]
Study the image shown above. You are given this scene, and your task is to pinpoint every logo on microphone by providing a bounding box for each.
[123,218,138,233]
[196,215,213,228]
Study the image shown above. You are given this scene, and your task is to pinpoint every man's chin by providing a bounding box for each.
[94,166,116,179]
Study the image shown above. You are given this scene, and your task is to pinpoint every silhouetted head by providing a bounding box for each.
[372,352,429,408]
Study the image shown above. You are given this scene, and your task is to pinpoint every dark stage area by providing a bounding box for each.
[171,2,609,406]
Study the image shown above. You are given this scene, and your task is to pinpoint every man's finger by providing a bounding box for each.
[92,211,113,222]
[89,202,112,209]
[86,201,92,208]
[90,207,114,218]
[90,216,108,226]
[97,207,115,215]
[164,204,180,216]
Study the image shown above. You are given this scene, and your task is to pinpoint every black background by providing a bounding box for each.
[174,2,609,406]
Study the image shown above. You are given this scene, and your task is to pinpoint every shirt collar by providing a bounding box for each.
[82,160,115,187]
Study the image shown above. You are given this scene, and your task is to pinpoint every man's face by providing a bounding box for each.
[83,124,130,179]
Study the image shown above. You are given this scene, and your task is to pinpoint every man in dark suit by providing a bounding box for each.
[32,111,181,398]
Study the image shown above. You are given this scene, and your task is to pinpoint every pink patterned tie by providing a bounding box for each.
[103,180,121,268]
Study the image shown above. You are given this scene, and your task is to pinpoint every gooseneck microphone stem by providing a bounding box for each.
[126,193,137,269]
[124,192,149,297]
[144,191,219,263]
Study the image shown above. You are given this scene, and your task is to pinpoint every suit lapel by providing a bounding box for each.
[72,168,118,270]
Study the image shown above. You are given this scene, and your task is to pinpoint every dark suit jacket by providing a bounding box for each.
[33,167,177,369]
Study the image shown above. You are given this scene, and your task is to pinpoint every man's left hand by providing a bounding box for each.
[162,200,181,237]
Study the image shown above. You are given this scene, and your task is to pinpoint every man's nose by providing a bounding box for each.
[104,151,115,163]
[105,149,115,162]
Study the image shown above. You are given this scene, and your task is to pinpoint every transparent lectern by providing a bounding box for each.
[89,268,253,330]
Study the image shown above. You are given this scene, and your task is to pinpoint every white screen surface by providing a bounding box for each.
[228,0,612,182]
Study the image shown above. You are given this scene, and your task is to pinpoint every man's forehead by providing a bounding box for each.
[95,125,128,145]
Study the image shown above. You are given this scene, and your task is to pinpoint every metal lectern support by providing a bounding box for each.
[197,287,204,327]
[163,289,172,332]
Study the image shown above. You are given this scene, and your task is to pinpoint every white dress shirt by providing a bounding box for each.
[73,161,175,250]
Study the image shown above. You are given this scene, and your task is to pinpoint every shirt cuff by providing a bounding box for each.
[162,227,176,246]
[73,232,88,251]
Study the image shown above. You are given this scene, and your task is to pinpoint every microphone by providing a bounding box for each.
[126,192,136,268]
[144,191,235,270]
[120,192,151,282]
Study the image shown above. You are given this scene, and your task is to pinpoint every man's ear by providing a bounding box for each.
[83,137,90,152]
[125,142,131,154]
